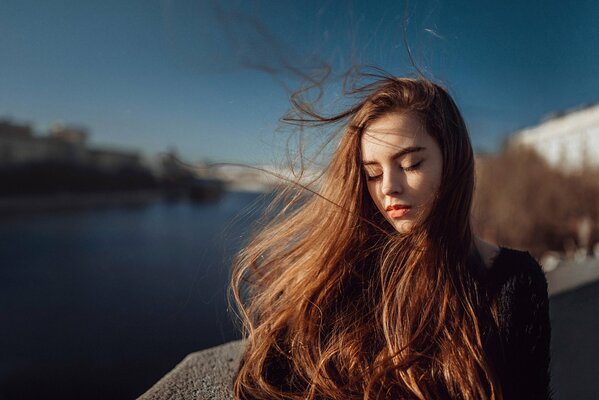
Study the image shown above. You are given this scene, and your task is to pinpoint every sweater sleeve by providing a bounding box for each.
[499,252,552,400]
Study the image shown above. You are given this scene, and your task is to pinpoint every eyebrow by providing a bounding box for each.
[361,146,426,166]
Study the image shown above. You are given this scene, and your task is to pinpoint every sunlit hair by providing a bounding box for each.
[230,74,503,399]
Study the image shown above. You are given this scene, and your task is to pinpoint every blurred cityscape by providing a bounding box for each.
[473,102,599,275]
[2,103,598,270]
[0,118,299,209]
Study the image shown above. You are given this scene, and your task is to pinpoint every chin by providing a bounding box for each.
[391,220,413,234]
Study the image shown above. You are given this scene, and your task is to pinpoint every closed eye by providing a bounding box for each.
[402,160,422,172]
[364,161,422,181]
[364,160,424,181]
[366,173,382,181]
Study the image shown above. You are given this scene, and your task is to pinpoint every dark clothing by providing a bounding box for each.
[485,247,553,399]
[139,246,552,400]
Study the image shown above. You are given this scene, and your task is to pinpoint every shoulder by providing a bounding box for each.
[487,246,548,294]
[138,340,245,400]
[488,247,550,335]
[487,249,553,398]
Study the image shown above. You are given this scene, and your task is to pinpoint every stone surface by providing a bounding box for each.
[138,340,245,400]
[546,258,599,295]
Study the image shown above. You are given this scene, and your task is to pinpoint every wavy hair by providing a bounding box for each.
[230,74,503,399]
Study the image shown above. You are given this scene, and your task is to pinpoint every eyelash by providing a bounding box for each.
[365,161,423,181]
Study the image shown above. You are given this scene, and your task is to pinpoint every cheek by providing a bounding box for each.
[413,178,436,200]
[410,168,442,203]
[366,182,384,210]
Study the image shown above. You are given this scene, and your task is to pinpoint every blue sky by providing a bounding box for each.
[1,0,598,164]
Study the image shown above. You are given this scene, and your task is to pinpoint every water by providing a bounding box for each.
[2,191,598,399]
[0,191,269,400]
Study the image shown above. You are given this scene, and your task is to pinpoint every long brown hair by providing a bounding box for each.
[230,74,503,399]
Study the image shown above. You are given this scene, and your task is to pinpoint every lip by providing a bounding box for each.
[385,204,411,218]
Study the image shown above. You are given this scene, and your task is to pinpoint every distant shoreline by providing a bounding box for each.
[0,190,163,214]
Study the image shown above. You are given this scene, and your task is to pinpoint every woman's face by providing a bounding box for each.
[360,112,443,234]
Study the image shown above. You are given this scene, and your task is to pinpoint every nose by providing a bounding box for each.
[381,169,404,196]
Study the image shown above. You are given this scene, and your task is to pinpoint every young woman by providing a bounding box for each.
[230,76,552,399]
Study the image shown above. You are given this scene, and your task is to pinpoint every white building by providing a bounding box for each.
[508,103,599,171]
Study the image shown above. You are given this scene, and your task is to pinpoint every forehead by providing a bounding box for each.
[360,112,431,157]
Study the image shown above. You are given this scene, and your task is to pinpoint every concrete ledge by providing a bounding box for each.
[138,340,245,400]
[546,258,599,296]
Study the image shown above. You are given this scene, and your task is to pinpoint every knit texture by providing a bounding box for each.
[485,247,553,399]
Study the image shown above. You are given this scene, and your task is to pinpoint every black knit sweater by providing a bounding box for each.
[484,246,552,399]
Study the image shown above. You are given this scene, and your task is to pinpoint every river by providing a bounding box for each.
[0,191,269,399]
